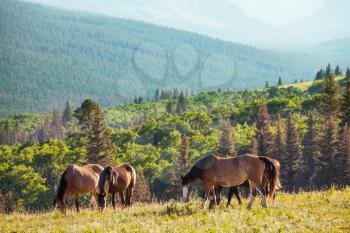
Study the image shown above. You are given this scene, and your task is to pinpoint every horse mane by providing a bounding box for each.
[185,154,218,182]
[98,166,113,193]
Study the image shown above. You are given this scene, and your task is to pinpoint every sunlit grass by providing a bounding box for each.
[1,188,349,233]
[280,76,344,91]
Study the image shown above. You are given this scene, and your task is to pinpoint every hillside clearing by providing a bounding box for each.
[1,188,349,233]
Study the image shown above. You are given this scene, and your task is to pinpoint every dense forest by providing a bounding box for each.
[0,65,349,212]
[1,0,350,115]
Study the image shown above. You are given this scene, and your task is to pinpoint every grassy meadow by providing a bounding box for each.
[1,188,349,233]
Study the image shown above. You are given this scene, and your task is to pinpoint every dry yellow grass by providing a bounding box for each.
[1,188,349,233]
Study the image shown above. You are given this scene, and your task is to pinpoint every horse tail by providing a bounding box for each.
[54,167,68,205]
[259,157,280,198]
[126,165,136,187]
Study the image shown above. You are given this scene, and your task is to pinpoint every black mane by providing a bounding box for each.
[98,166,113,193]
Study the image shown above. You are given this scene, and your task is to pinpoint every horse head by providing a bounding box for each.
[97,166,118,211]
[180,174,192,203]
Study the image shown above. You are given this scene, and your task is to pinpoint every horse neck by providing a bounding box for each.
[98,169,110,193]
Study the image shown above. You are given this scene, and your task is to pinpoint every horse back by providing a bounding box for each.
[113,164,136,191]
[65,164,100,194]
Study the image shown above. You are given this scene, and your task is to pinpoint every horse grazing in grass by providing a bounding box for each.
[181,154,280,209]
[53,164,104,213]
[212,158,281,208]
[97,164,136,211]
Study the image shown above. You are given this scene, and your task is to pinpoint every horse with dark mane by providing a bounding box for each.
[181,154,280,209]
[53,164,104,213]
[97,164,136,211]
[212,158,281,207]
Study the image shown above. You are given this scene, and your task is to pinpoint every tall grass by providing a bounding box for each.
[1,188,349,233]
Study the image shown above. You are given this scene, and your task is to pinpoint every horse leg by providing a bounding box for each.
[209,190,215,209]
[126,186,134,206]
[247,182,257,210]
[202,185,214,209]
[111,191,116,211]
[256,185,267,208]
[74,194,80,212]
[215,186,222,205]
[91,191,98,209]
[234,186,243,205]
[119,191,125,207]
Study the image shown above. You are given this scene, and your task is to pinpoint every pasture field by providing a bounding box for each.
[1,188,349,233]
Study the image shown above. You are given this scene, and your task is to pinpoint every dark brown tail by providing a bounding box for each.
[54,168,68,206]
[259,157,280,198]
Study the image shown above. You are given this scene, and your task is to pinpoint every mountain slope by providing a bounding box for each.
[0,0,348,115]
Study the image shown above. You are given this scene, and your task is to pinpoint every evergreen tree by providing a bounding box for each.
[165,169,180,200]
[177,135,191,176]
[138,96,143,104]
[285,113,302,190]
[133,172,152,202]
[73,99,98,132]
[51,108,64,139]
[249,136,258,155]
[134,96,138,104]
[272,115,286,182]
[62,101,72,127]
[339,78,350,127]
[334,64,342,75]
[277,76,283,86]
[173,88,180,99]
[340,125,350,185]
[317,116,340,187]
[346,67,350,80]
[166,102,174,114]
[154,89,160,102]
[265,81,269,88]
[176,91,187,115]
[338,124,350,185]
[325,63,332,76]
[87,104,114,166]
[315,69,325,80]
[218,119,236,157]
[302,113,321,187]
[254,102,273,157]
[319,73,339,116]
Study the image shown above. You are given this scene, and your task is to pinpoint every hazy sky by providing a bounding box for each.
[229,0,326,26]
[22,0,348,45]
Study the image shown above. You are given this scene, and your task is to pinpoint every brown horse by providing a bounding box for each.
[97,164,136,211]
[212,158,281,207]
[181,154,280,209]
[53,164,104,213]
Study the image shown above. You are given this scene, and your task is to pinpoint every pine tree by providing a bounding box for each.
[62,101,72,127]
[272,115,286,182]
[325,63,332,76]
[319,73,339,116]
[165,169,180,200]
[339,78,350,127]
[277,77,283,86]
[134,96,138,104]
[176,91,187,115]
[346,67,350,80]
[254,102,273,157]
[317,116,340,187]
[138,96,143,104]
[265,81,269,88]
[334,64,342,75]
[340,124,350,185]
[285,113,302,190]
[51,108,64,139]
[302,113,321,187]
[166,102,174,114]
[74,99,98,132]
[177,135,191,176]
[133,172,152,202]
[155,89,160,102]
[315,69,325,80]
[87,104,114,166]
[218,119,236,157]
[249,136,258,155]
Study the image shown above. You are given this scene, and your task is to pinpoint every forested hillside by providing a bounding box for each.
[0,66,350,212]
[1,0,349,115]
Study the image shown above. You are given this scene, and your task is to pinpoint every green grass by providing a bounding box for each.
[280,76,345,91]
[1,188,349,233]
